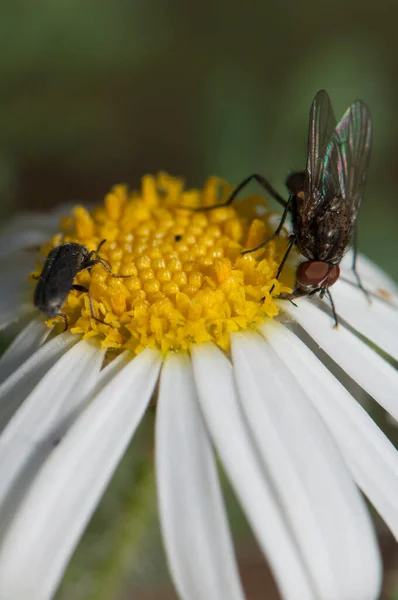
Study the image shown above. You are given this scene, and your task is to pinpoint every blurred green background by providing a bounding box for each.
[1,0,397,280]
[1,1,398,598]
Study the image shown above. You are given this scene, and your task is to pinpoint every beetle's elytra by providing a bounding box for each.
[34,240,129,329]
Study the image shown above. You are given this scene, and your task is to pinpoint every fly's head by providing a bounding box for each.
[295,260,340,297]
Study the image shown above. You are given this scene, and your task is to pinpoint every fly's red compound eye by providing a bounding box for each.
[296,261,340,288]
[326,264,340,287]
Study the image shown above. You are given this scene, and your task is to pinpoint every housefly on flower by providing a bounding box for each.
[190,90,372,326]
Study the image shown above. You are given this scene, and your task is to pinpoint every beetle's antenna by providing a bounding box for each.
[96,239,107,254]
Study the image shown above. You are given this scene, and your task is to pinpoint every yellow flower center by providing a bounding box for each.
[33,173,295,354]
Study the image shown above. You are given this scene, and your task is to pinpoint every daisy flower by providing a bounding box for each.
[0,172,397,600]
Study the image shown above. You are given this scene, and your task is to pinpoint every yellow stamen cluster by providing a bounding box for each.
[33,173,294,354]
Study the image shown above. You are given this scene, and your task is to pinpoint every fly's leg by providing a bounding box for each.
[277,286,339,329]
[325,289,339,329]
[272,236,296,288]
[241,194,292,255]
[352,227,371,304]
[260,236,296,301]
[179,173,288,212]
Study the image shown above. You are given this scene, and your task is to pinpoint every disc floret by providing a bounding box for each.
[32,173,294,354]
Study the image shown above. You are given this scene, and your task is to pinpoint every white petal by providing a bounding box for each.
[156,353,245,600]
[0,332,77,431]
[0,261,35,326]
[0,204,91,259]
[331,279,398,360]
[284,300,398,421]
[341,251,398,298]
[0,211,60,234]
[231,330,381,600]
[0,302,33,331]
[0,318,50,382]
[91,350,131,392]
[0,340,105,529]
[260,320,398,541]
[0,231,52,257]
[191,343,316,600]
[0,213,59,258]
[0,348,162,600]
[0,266,32,291]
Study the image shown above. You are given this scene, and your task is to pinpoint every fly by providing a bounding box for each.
[34,239,130,329]
[188,90,372,326]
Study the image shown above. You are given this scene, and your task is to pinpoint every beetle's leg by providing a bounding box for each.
[86,239,108,263]
[179,173,288,212]
[84,255,112,274]
[83,258,131,278]
[56,313,68,331]
[93,255,113,271]
[83,240,128,277]
[72,284,89,293]
[94,239,112,268]
[72,283,114,327]
[241,194,292,255]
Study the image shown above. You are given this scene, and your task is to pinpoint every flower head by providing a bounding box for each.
[31,173,293,353]
[0,174,397,600]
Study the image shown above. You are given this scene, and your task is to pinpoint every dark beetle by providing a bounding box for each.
[34,240,127,329]
[190,90,372,325]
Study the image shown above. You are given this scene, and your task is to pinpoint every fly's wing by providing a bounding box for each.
[304,90,337,208]
[330,100,372,221]
[314,100,372,261]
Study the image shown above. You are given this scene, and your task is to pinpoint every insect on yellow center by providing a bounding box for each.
[32,173,295,354]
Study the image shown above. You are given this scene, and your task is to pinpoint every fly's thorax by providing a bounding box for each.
[293,193,354,263]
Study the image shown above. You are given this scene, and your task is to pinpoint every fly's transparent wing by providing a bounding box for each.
[304,90,337,203]
[334,100,372,216]
[322,100,372,222]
